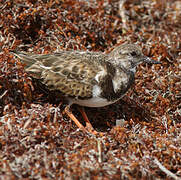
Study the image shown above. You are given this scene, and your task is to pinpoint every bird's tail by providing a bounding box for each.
[12,51,43,79]
[12,51,37,68]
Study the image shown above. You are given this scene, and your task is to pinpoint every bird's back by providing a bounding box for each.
[13,50,110,99]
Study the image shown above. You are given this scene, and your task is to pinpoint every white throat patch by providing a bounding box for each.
[112,69,128,93]
[130,67,136,73]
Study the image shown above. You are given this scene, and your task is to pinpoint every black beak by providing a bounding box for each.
[143,56,161,64]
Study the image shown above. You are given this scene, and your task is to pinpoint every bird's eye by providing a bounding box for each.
[130,51,137,57]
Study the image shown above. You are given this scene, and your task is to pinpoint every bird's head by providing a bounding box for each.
[108,44,161,72]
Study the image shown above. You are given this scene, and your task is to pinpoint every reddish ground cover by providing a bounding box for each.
[0,0,180,179]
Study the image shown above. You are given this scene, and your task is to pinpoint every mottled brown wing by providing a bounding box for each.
[13,51,105,98]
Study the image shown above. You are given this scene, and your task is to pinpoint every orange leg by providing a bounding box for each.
[64,105,86,132]
[78,106,94,130]
[78,107,98,135]
[64,105,97,135]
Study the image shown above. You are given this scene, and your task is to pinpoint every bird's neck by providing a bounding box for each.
[129,66,136,73]
[112,67,135,94]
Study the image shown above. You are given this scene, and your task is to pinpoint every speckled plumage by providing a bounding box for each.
[13,44,161,134]
[13,44,160,107]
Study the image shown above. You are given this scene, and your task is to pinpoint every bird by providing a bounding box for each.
[12,44,161,134]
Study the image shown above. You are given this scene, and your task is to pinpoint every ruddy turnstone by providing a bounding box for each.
[13,44,161,134]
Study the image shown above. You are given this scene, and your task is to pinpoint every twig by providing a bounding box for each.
[97,139,102,163]
[119,0,127,29]
[0,90,8,99]
[154,158,181,180]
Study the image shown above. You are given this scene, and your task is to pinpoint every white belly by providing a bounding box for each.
[69,96,121,107]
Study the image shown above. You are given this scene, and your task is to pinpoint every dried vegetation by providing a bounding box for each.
[0,0,181,179]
